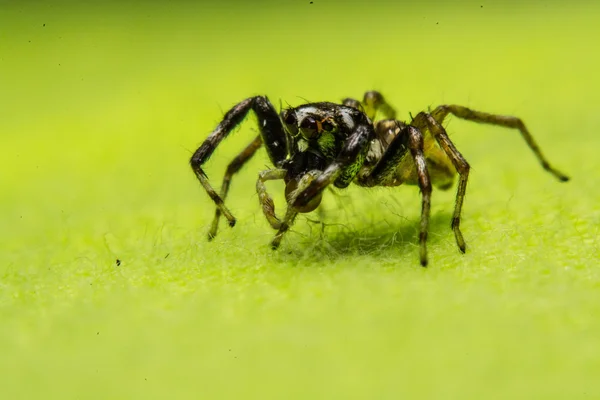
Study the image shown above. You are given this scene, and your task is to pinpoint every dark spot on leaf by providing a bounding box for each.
[116,259,121,266]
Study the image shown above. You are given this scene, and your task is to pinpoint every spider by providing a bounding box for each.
[190,91,569,266]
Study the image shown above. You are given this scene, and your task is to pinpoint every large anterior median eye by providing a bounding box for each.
[299,116,318,138]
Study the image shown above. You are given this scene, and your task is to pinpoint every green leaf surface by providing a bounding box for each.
[1,1,599,398]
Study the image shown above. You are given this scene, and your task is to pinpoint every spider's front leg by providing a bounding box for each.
[256,168,287,230]
[270,124,374,249]
[294,124,373,206]
[190,96,288,239]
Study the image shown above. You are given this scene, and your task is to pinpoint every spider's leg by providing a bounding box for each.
[209,135,262,239]
[270,207,299,249]
[256,168,287,230]
[343,91,396,121]
[272,124,373,250]
[360,123,432,266]
[430,105,569,181]
[342,97,364,112]
[270,169,323,249]
[190,96,288,234]
[363,91,396,120]
[292,123,374,210]
[359,121,409,186]
[412,112,469,253]
[407,126,432,267]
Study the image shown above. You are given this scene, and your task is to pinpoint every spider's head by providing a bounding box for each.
[280,105,341,140]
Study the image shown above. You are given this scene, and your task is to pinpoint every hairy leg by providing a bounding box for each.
[361,123,432,266]
[209,135,262,239]
[256,168,287,230]
[343,91,396,121]
[363,91,396,120]
[190,96,288,231]
[412,112,469,252]
[430,104,569,181]
[270,169,324,249]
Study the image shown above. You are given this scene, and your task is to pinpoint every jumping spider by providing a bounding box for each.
[190,91,569,266]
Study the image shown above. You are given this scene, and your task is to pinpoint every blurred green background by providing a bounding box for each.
[1,0,599,398]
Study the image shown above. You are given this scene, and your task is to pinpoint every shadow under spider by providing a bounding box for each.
[272,212,451,264]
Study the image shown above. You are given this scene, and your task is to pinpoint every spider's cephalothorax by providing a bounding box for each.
[190,91,569,266]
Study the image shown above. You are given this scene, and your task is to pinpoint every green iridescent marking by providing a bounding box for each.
[317,131,337,158]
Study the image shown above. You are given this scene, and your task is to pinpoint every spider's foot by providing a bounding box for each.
[452,218,466,253]
[208,216,220,240]
[217,206,236,228]
[207,218,235,241]
[543,163,569,182]
[419,232,428,267]
[456,237,466,254]
[271,235,283,250]
[556,172,570,182]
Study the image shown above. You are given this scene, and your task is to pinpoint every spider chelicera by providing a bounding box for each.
[190,91,569,266]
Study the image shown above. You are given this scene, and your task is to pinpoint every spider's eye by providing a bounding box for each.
[322,120,335,132]
[299,116,318,139]
[283,112,296,125]
[300,116,317,130]
[282,111,298,135]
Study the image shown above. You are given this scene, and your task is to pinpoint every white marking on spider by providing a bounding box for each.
[339,109,355,130]
[294,106,319,123]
